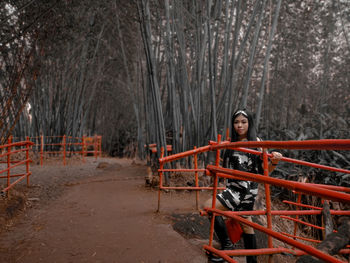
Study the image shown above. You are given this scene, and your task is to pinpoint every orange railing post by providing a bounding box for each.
[157,147,165,212]
[100,136,102,157]
[7,137,12,196]
[215,134,221,167]
[263,149,273,263]
[293,192,303,241]
[226,127,230,141]
[94,135,98,159]
[82,135,85,162]
[209,170,218,248]
[26,136,30,186]
[209,134,222,247]
[194,146,199,210]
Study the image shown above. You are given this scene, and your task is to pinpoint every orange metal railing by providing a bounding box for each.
[146,143,172,153]
[157,138,226,211]
[27,135,102,165]
[0,137,33,195]
[157,137,350,262]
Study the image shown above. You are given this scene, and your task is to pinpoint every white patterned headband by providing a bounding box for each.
[233,110,248,118]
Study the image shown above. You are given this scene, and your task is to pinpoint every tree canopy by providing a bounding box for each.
[0,0,349,181]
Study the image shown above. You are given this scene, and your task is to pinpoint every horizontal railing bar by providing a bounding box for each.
[160,186,226,190]
[1,172,31,193]
[158,169,206,172]
[0,173,28,179]
[0,158,31,174]
[206,166,350,204]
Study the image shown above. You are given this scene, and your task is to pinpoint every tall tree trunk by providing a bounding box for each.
[137,0,167,162]
[241,0,266,108]
[207,0,218,140]
[164,0,180,154]
[256,0,282,128]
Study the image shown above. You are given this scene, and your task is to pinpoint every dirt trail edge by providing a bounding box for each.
[0,158,209,263]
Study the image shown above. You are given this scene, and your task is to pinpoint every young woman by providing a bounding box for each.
[205,109,282,263]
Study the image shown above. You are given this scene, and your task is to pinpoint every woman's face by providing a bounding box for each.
[233,114,249,139]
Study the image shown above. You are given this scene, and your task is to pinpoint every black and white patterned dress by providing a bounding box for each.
[217,149,263,211]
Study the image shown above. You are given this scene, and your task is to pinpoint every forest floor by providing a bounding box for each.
[0,156,309,263]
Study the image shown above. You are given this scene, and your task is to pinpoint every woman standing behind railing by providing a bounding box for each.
[203,109,282,263]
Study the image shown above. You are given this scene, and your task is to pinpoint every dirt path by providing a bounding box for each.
[0,158,213,263]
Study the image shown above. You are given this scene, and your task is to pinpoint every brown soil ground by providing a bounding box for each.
[0,157,303,263]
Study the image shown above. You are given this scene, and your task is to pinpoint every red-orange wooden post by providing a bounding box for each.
[209,135,222,247]
[157,146,164,212]
[7,137,12,196]
[26,136,30,186]
[194,146,199,210]
[293,177,307,242]
[263,148,274,263]
[293,192,302,240]
[212,136,222,209]
[94,135,98,159]
[208,169,217,248]
[40,135,43,166]
[63,135,66,166]
[215,134,221,166]
[82,136,85,162]
[99,136,102,156]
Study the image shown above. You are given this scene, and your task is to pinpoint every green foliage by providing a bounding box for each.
[264,110,349,202]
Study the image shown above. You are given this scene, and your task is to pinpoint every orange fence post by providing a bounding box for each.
[293,193,303,240]
[97,136,100,157]
[209,135,222,248]
[82,135,85,162]
[194,146,199,210]
[7,137,12,195]
[100,136,102,156]
[209,135,222,247]
[157,147,165,212]
[63,135,66,166]
[263,149,273,263]
[209,170,219,248]
[94,135,97,159]
[226,127,230,141]
[26,136,30,186]
[215,135,221,166]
